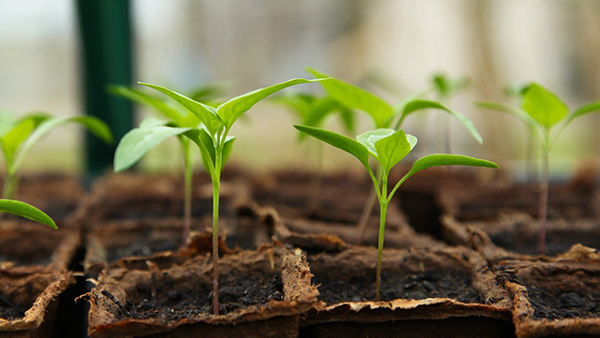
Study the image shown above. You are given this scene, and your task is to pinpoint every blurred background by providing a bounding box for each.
[0,0,599,178]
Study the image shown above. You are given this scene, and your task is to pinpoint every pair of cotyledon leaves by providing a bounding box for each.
[294,125,497,190]
[306,68,483,144]
[0,112,113,229]
[114,78,326,174]
[477,83,600,148]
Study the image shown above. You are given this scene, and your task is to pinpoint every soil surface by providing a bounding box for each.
[527,286,600,320]
[0,304,24,320]
[314,269,481,305]
[105,240,180,264]
[489,227,600,257]
[114,274,283,320]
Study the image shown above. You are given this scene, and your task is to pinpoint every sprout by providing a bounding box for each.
[476,83,600,253]
[296,125,497,300]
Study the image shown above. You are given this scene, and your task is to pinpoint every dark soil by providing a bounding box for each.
[527,287,600,320]
[0,304,25,320]
[96,196,220,221]
[487,221,600,256]
[0,225,64,267]
[106,240,180,264]
[314,269,481,305]
[116,274,283,320]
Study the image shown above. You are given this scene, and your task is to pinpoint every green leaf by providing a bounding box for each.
[183,129,216,176]
[374,130,417,172]
[139,116,170,128]
[222,136,236,166]
[403,154,498,182]
[114,126,190,172]
[357,129,395,160]
[294,125,369,169]
[562,100,600,128]
[109,85,192,127]
[400,100,483,144]
[522,83,568,129]
[0,199,56,229]
[10,116,113,176]
[474,102,537,127]
[218,78,324,130]
[139,82,221,135]
[306,67,394,128]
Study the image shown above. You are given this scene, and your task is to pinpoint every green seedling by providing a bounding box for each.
[0,199,56,229]
[0,112,113,200]
[476,83,600,253]
[129,78,325,315]
[111,85,214,248]
[306,68,483,243]
[295,125,497,301]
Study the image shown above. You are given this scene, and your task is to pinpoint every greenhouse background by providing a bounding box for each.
[1,0,599,178]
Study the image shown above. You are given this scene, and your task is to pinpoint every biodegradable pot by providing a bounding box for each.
[301,246,514,338]
[0,222,80,272]
[85,244,318,338]
[0,268,74,337]
[82,172,244,223]
[439,179,599,223]
[442,213,600,261]
[495,248,600,338]
[389,166,504,239]
[84,207,275,277]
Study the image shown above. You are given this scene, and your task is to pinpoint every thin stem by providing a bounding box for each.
[2,173,18,200]
[357,165,382,245]
[182,143,193,248]
[212,146,222,316]
[309,140,323,210]
[526,125,537,181]
[537,132,550,254]
[375,172,388,302]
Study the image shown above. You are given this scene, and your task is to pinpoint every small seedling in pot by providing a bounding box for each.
[0,111,113,200]
[271,92,355,205]
[138,77,325,315]
[295,125,497,301]
[111,84,218,248]
[306,68,483,243]
[476,83,600,253]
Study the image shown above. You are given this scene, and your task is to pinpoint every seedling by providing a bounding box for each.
[136,78,325,315]
[476,83,600,253]
[111,85,209,248]
[0,112,113,200]
[306,68,483,242]
[295,125,497,301]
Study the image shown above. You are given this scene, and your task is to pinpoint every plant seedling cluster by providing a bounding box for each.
[295,125,497,300]
[477,83,600,253]
[115,78,325,315]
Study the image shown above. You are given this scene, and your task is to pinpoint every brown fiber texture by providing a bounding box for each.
[86,243,318,338]
[496,249,600,338]
[302,246,512,326]
[0,268,74,336]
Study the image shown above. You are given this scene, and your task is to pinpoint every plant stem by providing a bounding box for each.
[2,174,18,200]
[309,140,323,210]
[375,173,388,302]
[537,138,550,254]
[357,165,382,245]
[182,144,193,248]
[526,125,537,181]
[212,148,222,316]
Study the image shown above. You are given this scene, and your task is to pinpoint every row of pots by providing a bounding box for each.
[0,166,598,337]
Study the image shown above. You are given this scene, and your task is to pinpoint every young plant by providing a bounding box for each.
[111,85,209,248]
[134,78,324,315]
[0,112,113,200]
[306,68,483,243]
[295,125,497,301]
[476,83,600,253]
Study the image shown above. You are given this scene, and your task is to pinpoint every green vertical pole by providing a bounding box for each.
[76,0,133,178]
